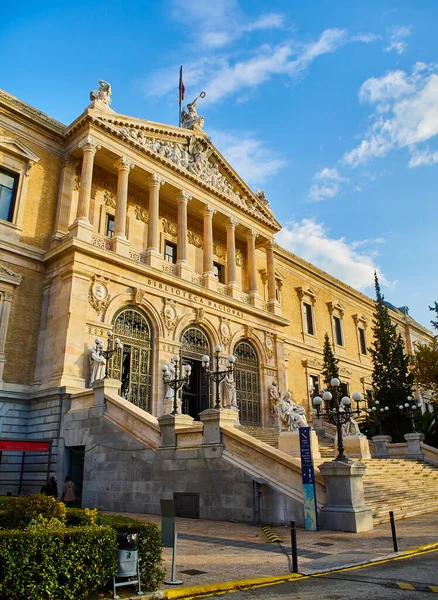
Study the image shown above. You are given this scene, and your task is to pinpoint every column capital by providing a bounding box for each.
[147,173,165,188]
[265,238,275,250]
[62,155,79,170]
[114,156,135,171]
[175,190,192,203]
[226,216,238,230]
[202,203,216,217]
[245,228,258,241]
[78,138,101,154]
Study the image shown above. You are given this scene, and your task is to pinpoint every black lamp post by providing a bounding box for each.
[313,378,364,462]
[161,355,191,416]
[201,345,236,410]
[101,330,123,378]
[398,396,421,433]
[366,400,389,435]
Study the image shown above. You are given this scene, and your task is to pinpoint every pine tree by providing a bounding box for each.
[430,301,438,331]
[369,272,414,440]
[322,332,339,390]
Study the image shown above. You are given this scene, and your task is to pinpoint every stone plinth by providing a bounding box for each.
[199,408,239,445]
[158,413,194,447]
[145,248,162,269]
[319,460,373,532]
[92,378,120,405]
[405,432,425,460]
[68,218,93,242]
[372,435,392,458]
[164,398,182,415]
[278,429,321,459]
[343,435,371,460]
[112,235,130,257]
[312,416,325,439]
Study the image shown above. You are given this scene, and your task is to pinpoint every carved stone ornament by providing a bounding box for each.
[90,80,112,106]
[162,298,178,333]
[162,218,178,238]
[265,334,274,360]
[104,190,116,209]
[181,94,205,130]
[213,240,227,260]
[88,281,111,316]
[235,249,244,267]
[195,307,205,324]
[135,205,149,224]
[219,318,231,347]
[245,325,254,339]
[135,288,146,304]
[187,228,203,248]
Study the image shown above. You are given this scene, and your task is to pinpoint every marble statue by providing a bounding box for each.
[269,380,280,414]
[89,338,106,385]
[222,372,238,409]
[90,80,112,106]
[181,94,205,130]
[342,416,362,437]
[164,359,176,402]
[277,392,308,431]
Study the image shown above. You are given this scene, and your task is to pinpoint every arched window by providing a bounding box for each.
[234,340,261,426]
[180,326,211,418]
[108,306,153,412]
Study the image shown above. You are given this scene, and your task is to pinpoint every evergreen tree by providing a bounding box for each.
[430,301,438,331]
[322,332,339,389]
[369,272,414,440]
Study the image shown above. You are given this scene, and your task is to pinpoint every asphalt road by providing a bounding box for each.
[211,550,438,599]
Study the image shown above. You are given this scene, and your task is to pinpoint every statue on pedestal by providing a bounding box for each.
[222,372,238,409]
[269,380,280,414]
[181,93,205,130]
[89,338,106,385]
[277,392,308,431]
[342,416,361,437]
[90,80,112,106]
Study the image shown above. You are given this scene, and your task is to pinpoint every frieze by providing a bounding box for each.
[135,205,149,223]
[162,218,178,237]
[104,190,116,209]
[86,324,108,337]
[187,228,203,248]
[213,240,227,260]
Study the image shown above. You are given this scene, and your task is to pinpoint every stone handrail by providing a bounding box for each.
[420,443,438,466]
[220,425,326,507]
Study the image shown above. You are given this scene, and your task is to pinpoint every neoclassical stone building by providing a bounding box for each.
[0,83,433,512]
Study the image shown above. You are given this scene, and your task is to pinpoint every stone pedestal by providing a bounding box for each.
[312,416,326,439]
[278,429,321,459]
[319,461,373,532]
[342,435,371,460]
[199,408,238,445]
[158,413,194,447]
[203,273,217,291]
[92,378,120,405]
[68,218,93,243]
[248,291,263,308]
[112,234,130,257]
[226,282,241,299]
[177,261,192,281]
[372,435,392,458]
[164,398,182,415]
[405,432,425,460]
[267,299,282,316]
[145,248,162,269]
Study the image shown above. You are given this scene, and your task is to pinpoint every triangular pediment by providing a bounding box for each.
[87,111,280,231]
[0,136,40,164]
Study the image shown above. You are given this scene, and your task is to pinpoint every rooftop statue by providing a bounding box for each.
[90,80,112,106]
[181,92,205,130]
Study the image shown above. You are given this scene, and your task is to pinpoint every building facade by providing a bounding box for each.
[0,83,433,501]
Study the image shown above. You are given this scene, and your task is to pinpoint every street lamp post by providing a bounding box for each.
[101,330,123,378]
[398,396,421,433]
[367,400,389,435]
[161,355,191,416]
[312,378,364,462]
[201,345,236,410]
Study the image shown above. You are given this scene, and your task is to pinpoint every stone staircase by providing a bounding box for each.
[236,425,438,525]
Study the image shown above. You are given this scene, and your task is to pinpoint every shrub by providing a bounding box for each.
[0,525,117,600]
[5,494,66,529]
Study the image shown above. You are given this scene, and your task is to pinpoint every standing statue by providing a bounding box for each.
[277,392,308,431]
[181,93,205,130]
[221,372,238,409]
[89,338,106,385]
[90,80,112,106]
[269,380,280,414]
[164,358,176,402]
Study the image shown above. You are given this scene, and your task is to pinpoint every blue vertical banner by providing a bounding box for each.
[299,426,319,531]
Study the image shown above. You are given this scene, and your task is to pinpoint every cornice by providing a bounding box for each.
[0,88,65,136]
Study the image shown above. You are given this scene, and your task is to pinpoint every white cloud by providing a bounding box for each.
[211,130,286,185]
[351,33,382,43]
[343,64,438,167]
[308,167,347,201]
[276,218,386,291]
[384,25,412,55]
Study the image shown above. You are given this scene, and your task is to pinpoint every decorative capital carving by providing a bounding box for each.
[226,217,238,230]
[147,173,165,188]
[245,228,258,241]
[265,238,275,250]
[78,138,101,154]
[176,190,192,203]
[202,203,216,217]
[114,156,135,171]
[62,155,78,170]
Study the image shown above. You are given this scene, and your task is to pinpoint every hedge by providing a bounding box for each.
[0,526,117,600]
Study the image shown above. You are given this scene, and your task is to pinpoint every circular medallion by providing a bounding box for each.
[92,282,108,301]
[164,305,177,320]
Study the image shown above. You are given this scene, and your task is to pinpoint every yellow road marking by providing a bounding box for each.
[396,582,415,590]
[429,585,438,592]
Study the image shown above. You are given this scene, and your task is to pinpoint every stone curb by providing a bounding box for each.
[132,541,438,600]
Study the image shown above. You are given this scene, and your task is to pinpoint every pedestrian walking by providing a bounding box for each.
[61,475,76,507]
[46,475,58,498]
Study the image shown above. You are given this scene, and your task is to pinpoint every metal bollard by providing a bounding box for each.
[389,511,399,552]
[290,520,298,573]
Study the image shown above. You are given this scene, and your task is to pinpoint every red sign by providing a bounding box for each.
[0,441,50,452]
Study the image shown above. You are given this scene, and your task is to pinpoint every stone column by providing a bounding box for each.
[246,229,262,307]
[202,204,216,290]
[372,435,392,458]
[226,217,240,298]
[266,239,281,315]
[70,138,100,242]
[113,156,134,256]
[146,174,165,268]
[52,155,77,246]
[176,190,192,279]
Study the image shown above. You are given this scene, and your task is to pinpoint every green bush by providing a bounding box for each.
[65,510,165,591]
[0,497,13,509]
[5,494,66,529]
[0,525,117,600]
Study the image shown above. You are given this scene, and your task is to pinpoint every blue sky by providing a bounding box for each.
[1,0,437,329]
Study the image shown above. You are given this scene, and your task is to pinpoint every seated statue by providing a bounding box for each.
[342,416,361,437]
[90,80,112,106]
[277,392,308,431]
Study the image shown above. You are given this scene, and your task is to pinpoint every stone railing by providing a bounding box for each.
[129,250,147,264]
[162,261,178,276]
[191,274,204,285]
[240,293,250,304]
[216,283,228,295]
[91,234,113,251]
[420,443,438,466]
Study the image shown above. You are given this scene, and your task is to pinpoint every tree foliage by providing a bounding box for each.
[413,337,438,395]
[369,273,414,441]
[322,332,339,390]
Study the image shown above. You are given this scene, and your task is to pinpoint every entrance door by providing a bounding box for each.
[68,446,85,508]
[234,340,261,426]
[181,327,211,419]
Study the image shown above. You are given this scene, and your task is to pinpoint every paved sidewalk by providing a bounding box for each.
[118,510,438,595]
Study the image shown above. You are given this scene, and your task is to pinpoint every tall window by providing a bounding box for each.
[105,214,115,238]
[213,262,225,283]
[303,302,314,335]
[309,375,320,398]
[0,168,18,222]
[333,316,343,346]
[164,241,177,263]
[358,327,367,355]
[234,340,261,426]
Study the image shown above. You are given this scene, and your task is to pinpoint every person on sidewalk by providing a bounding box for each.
[46,475,58,498]
[61,475,76,507]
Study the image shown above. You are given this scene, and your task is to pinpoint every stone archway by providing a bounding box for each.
[180,325,211,419]
[108,306,153,412]
[234,339,261,426]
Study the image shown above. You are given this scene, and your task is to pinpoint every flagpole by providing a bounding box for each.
[178,65,183,127]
